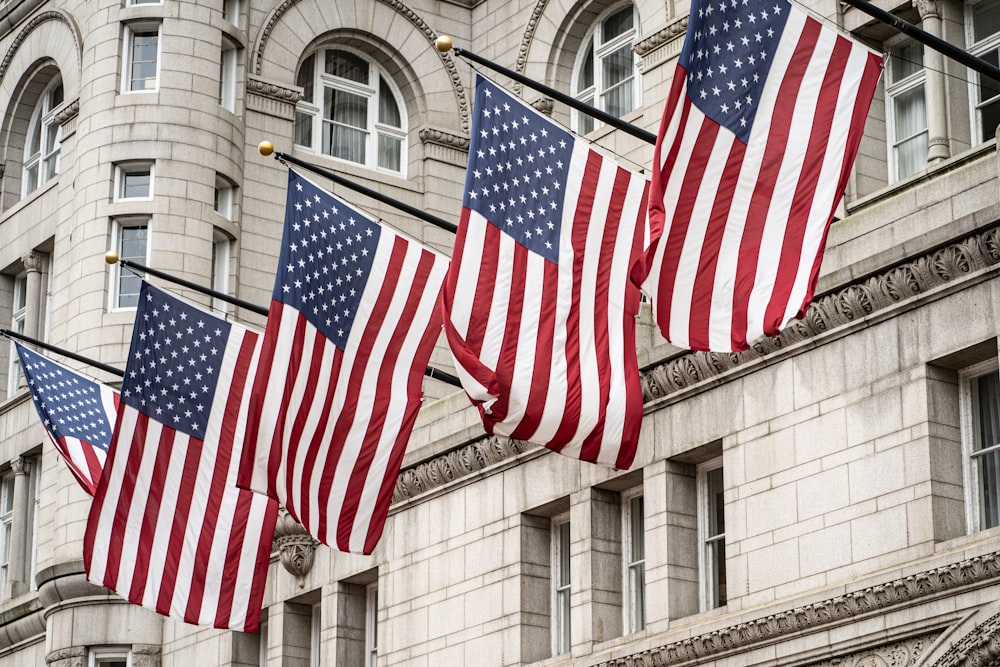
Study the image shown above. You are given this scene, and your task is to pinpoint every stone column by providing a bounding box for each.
[21,251,43,340]
[916,0,950,164]
[4,457,30,598]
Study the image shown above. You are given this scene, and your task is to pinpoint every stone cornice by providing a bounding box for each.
[246,76,301,104]
[634,18,688,57]
[52,98,79,126]
[591,550,1000,666]
[417,128,469,151]
[0,11,81,85]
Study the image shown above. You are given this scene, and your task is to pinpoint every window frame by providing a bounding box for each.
[110,217,150,311]
[219,37,238,112]
[622,489,646,634]
[550,512,571,656]
[211,229,232,315]
[294,47,408,175]
[222,0,240,27]
[309,601,321,667]
[365,582,378,667]
[697,457,726,612]
[884,35,928,183]
[114,162,154,201]
[571,2,641,135]
[122,23,162,93]
[21,76,64,198]
[6,274,26,397]
[966,0,1000,144]
[0,472,13,597]
[88,647,131,667]
[959,357,1000,534]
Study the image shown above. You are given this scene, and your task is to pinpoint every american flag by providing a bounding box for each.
[16,342,117,496]
[84,282,277,632]
[642,0,882,351]
[441,74,650,469]
[237,170,448,555]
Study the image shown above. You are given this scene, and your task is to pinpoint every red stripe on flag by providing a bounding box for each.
[464,219,502,360]
[285,328,330,531]
[508,257,558,441]
[730,18,822,350]
[277,313,310,518]
[128,427,172,605]
[154,427,201,618]
[480,239,528,427]
[241,306,281,495]
[647,69,693,242]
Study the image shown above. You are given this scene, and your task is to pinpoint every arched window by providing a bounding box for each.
[572,3,640,135]
[22,76,63,196]
[294,49,407,174]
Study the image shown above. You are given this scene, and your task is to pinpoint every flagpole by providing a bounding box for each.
[108,254,464,388]
[434,36,658,146]
[0,328,124,377]
[265,147,458,234]
[841,0,1000,85]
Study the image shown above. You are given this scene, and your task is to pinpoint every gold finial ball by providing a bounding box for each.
[104,251,120,265]
[435,35,453,53]
[258,140,274,156]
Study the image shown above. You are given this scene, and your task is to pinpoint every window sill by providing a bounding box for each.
[934,523,1000,556]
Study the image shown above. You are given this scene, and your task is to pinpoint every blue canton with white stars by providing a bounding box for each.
[277,171,381,350]
[681,0,791,143]
[464,75,575,265]
[122,283,229,441]
[18,343,113,450]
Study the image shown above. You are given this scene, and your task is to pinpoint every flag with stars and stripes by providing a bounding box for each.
[641,0,882,352]
[16,342,117,496]
[84,282,277,632]
[237,170,448,555]
[441,74,650,469]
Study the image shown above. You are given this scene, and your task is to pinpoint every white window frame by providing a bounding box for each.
[214,174,234,220]
[110,218,150,311]
[219,38,238,112]
[571,2,641,135]
[697,457,726,612]
[114,162,154,201]
[365,582,378,667]
[959,357,1000,534]
[258,613,268,667]
[211,229,232,315]
[622,489,646,634]
[28,460,39,592]
[21,76,63,197]
[309,601,321,667]
[0,472,13,597]
[89,647,132,667]
[551,513,571,656]
[966,0,1000,144]
[122,23,162,93]
[885,36,927,183]
[294,48,408,175]
[7,274,26,397]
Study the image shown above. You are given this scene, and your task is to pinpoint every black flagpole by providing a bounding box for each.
[112,255,464,388]
[433,36,658,145]
[841,0,1000,84]
[0,328,124,378]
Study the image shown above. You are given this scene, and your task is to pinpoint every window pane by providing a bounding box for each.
[325,88,367,128]
[977,50,1000,105]
[629,496,644,559]
[712,537,727,606]
[578,38,594,91]
[48,81,64,109]
[118,226,147,308]
[24,165,38,194]
[324,125,367,163]
[602,5,634,42]
[977,449,1000,529]
[325,49,369,84]
[130,33,159,90]
[377,134,401,172]
[894,85,927,140]
[974,372,1000,452]
[707,467,724,538]
[295,110,313,147]
[889,40,923,83]
[558,521,570,587]
[378,78,401,127]
[629,563,645,630]
[896,132,928,179]
[973,0,1000,43]
[28,120,41,155]
[982,99,1000,143]
[602,46,634,116]
[123,171,150,198]
[298,54,315,103]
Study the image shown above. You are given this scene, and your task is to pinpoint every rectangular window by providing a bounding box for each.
[222,0,240,26]
[969,0,1000,143]
[365,583,378,667]
[961,359,1000,532]
[214,175,234,219]
[623,492,646,633]
[112,219,149,309]
[219,40,238,112]
[7,275,26,397]
[699,459,726,611]
[258,613,268,667]
[885,38,927,181]
[28,460,39,591]
[211,230,231,315]
[552,515,571,655]
[89,648,130,667]
[0,473,13,596]
[114,163,153,200]
[123,25,160,92]
[310,602,320,667]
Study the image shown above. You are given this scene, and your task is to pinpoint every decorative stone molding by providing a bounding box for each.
[587,551,1000,667]
[21,252,43,274]
[252,0,469,131]
[531,97,554,115]
[0,162,5,180]
[392,436,534,503]
[639,223,1000,403]
[0,12,82,85]
[0,598,44,651]
[914,0,941,20]
[634,18,688,57]
[932,611,1000,667]
[246,76,301,120]
[46,646,85,667]
[53,98,79,126]
[132,644,162,667]
[808,632,940,666]
[418,128,469,151]
[9,456,28,475]
[513,0,550,94]
[273,508,318,580]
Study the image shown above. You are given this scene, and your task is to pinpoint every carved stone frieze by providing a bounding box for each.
[932,611,1000,667]
[807,632,940,666]
[0,12,81,86]
[53,98,79,125]
[531,97,554,115]
[914,0,941,20]
[418,128,470,150]
[246,77,301,104]
[634,18,689,57]
[273,508,318,579]
[513,0,550,94]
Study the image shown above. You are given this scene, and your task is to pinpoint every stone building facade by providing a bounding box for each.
[0,0,998,664]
